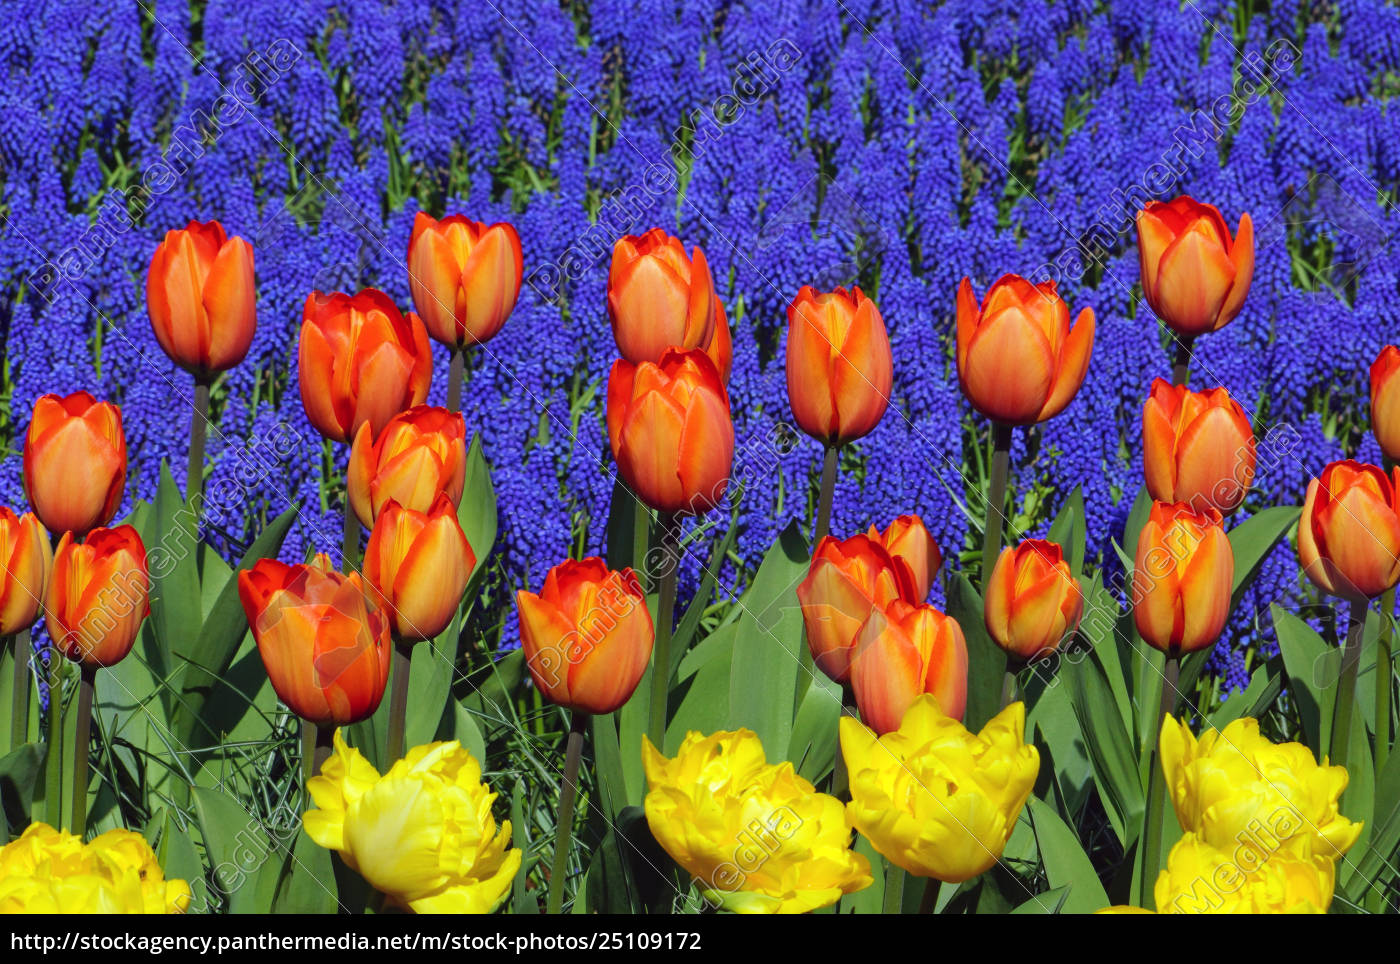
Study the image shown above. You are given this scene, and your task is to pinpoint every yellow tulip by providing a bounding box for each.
[304,730,521,914]
[841,695,1039,883]
[1153,833,1334,914]
[1160,715,1361,861]
[641,729,872,914]
[0,823,190,914]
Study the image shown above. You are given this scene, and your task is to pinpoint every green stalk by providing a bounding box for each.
[386,639,413,763]
[1140,654,1180,903]
[9,630,30,750]
[70,665,96,838]
[547,711,588,915]
[341,495,361,570]
[646,512,678,750]
[187,377,210,513]
[1331,597,1370,771]
[1377,589,1394,773]
[1171,336,1195,387]
[999,662,1019,710]
[446,347,465,413]
[44,657,63,828]
[981,422,1012,580]
[882,861,906,914]
[312,724,334,776]
[632,494,650,590]
[814,443,838,543]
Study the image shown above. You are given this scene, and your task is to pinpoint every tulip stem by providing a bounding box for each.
[1331,597,1370,772]
[446,347,465,413]
[44,655,62,828]
[1140,654,1179,903]
[981,422,1013,580]
[882,862,906,914]
[814,443,838,543]
[187,377,210,514]
[341,495,361,570]
[1378,589,1395,773]
[386,639,413,763]
[632,494,651,591]
[647,512,679,751]
[9,630,29,750]
[1171,336,1194,387]
[547,711,588,915]
[70,664,96,838]
[313,724,334,776]
[301,721,315,787]
[999,663,1019,710]
[918,877,941,914]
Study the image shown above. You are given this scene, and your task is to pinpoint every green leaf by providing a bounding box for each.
[727,520,808,758]
[452,702,488,765]
[270,829,339,914]
[1209,660,1283,728]
[946,573,1005,733]
[789,671,842,781]
[1228,506,1300,613]
[591,712,633,820]
[458,433,498,581]
[665,623,735,754]
[1047,486,1086,576]
[1029,796,1109,912]
[1341,739,1400,904]
[510,779,540,914]
[1273,604,1336,751]
[147,463,202,699]
[0,742,46,836]
[192,785,279,914]
[1068,652,1144,848]
[150,808,207,912]
[1010,885,1070,914]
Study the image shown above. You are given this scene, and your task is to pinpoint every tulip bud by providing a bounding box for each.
[516,558,653,715]
[0,509,52,636]
[866,515,941,602]
[985,540,1083,663]
[347,406,466,528]
[1132,502,1233,656]
[45,527,149,668]
[363,495,475,642]
[850,601,968,734]
[23,392,126,538]
[1298,460,1400,600]
[606,348,734,514]
[608,229,716,363]
[796,533,916,684]
[237,558,392,726]
[146,220,256,378]
[1142,379,1256,516]
[1137,196,1254,337]
[704,294,732,383]
[298,289,433,443]
[1370,345,1400,462]
[956,275,1095,425]
[407,213,523,349]
[785,285,892,445]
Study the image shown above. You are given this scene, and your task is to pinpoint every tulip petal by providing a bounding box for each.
[1216,213,1254,331]
[1039,306,1094,421]
[961,307,1054,424]
[1151,225,1235,336]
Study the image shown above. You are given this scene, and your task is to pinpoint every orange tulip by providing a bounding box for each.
[0,509,51,635]
[146,220,256,378]
[1137,196,1254,337]
[606,348,733,514]
[796,533,917,684]
[1142,379,1256,516]
[608,229,715,363]
[1370,346,1400,462]
[705,295,733,383]
[45,526,148,668]
[298,289,433,443]
[955,275,1095,425]
[407,213,523,349]
[984,540,1083,663]
[1132,502,1233,656]
[347,405,466,528]
[237,557,391,726]
[363,495,475,642]
[516,558,654,715]
[866,515,941,603]
[23,392,126,538]
[849,600,968,734]
[785,285,892,445]
[1298,460,1400,600]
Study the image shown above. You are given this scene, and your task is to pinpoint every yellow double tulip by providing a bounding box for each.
[0,823,189,914]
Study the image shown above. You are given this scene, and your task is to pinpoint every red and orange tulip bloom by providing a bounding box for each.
[1370,346,1400,462]
[606,348,733,515]
[785,285,892,445]
[984,540,1083,663]
[866,515,941,603]
[1137,196,1254,337]
[23,392,126,538]
[705,295,733,383]
[363,495,475,642]
[237,557,392,726]
[1132,502,1233,656]
[348,405,466,528]
[46,526,148,668]
[298,289,433,443]
[516,558,654,715]
[1298,460,1400,600]
[0,509,51,635]
[796,533,917,684]
[850,600,968,734]
[608,229,715,364]
[146,220,256,378]
[955,275,1095,425]
[1142,379,1256,516]
[407,213,523,349]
